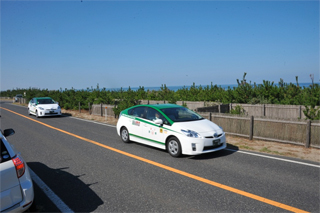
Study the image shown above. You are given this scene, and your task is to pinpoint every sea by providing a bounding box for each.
[106,82,318,92]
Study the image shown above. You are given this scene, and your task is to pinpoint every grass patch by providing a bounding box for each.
[259,147,285,156]
[260,147,271,153]
[238,145,255,150]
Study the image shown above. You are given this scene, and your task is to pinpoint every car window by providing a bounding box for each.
[161,107,203,122]
[0,140,11,163]
[146,108,160,121]
[38,98,54,104]
[128,106,146,118]
[146,107,170,125]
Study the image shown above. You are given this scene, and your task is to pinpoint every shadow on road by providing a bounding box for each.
[188,143,239,160]
[28,162,103,212]
[129,142,239,160]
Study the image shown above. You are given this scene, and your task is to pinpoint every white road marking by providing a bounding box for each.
[226,148,320,168]
[29,168,74,213]
[69,116,116,128]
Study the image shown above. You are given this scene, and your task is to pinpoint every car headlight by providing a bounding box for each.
[58,106,61,109]
[181,129,202,138]
[38,107,44,110]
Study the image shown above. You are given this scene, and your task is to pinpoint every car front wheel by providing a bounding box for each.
[167,137,182,157]
[120,127,130,143]
[35,110,39,118]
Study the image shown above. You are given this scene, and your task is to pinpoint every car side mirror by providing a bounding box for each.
[154,119,163,125]
[3,128,15,137]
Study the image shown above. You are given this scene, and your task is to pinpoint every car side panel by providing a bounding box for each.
[0,161,23,212]
[0,185,23,212]
[118,115,143,141]
[139,119,166,150]
[29,102,36,115]
[0,161,21,193]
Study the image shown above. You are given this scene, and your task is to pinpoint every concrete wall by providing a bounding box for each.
[197,104,230,113]
[195,103,319,120]
[311,123,320,147]
[230,104,308,120]
[139,100,206,110]
[13,97,27,104]
[140,101,314,121]
[204,113,320,148]
[91,104,115,117]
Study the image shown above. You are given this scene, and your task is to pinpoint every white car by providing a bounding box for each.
[0,126,35,212]
[28,97,61,118]
[116,104,226,157]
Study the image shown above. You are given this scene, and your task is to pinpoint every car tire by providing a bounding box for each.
[35,110,39,118]
[28,108,31,115]
[120,127,130,143]
[167,137,182,157]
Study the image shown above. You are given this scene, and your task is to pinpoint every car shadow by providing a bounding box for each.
[29,113,72,119]
[28,162,103,212]
[128,142,239,160]
[187,143,239,160]
[61,113,72,117]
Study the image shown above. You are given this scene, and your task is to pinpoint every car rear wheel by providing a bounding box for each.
[120,127,130,143]
[167,137,182,157]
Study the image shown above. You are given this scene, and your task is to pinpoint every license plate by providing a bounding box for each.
[213,139,220,145]
[50,111,54,113]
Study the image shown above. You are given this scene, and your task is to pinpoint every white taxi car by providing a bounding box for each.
[116,104,226,157]
[28,97,61,118]
[0,126,35,212]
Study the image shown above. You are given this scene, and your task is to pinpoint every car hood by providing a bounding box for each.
[172,119,223,134]
[37,104,59,109]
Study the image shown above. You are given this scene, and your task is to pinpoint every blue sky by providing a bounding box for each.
[1,0,319,91]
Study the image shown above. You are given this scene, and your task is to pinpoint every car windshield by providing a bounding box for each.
[160,107,203,122]
[38,98,55,104]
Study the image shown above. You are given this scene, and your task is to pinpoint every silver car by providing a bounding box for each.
[0,125,35,212]
[14,94,23,102]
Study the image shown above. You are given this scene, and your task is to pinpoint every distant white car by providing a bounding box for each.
[116,104,226,157]
[0,126,35,212]
[28,97,61,118]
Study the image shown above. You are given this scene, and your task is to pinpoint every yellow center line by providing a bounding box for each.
[1,107,309,213]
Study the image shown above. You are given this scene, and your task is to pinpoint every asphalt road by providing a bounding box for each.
[1,101,319,212]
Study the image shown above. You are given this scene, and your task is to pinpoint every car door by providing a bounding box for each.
[141,107,167,149]
[126,106,146,142]
[29,99,36,114]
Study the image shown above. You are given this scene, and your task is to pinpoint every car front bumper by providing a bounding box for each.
[37,109,61,117]
[180,133,227,155]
